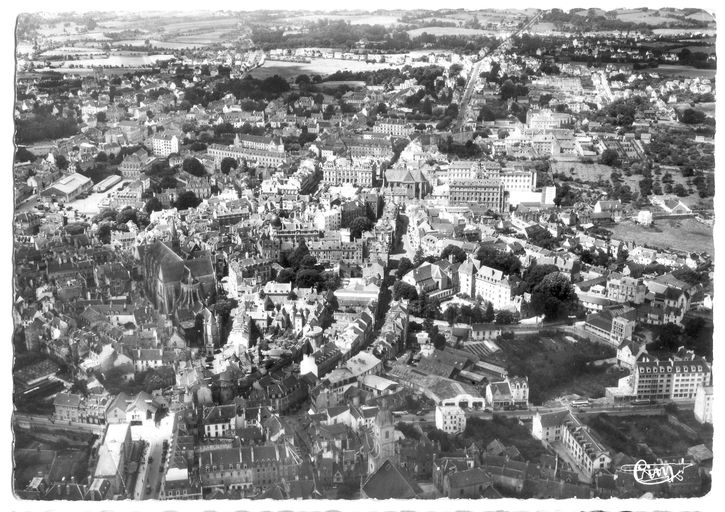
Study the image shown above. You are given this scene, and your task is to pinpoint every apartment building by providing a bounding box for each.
[633,351,711,401]
[373,117,416,137]
[474,264,517,311]
[208,144,287,168]
[606,273,647,304]
[151,133,179,157]
[435,405,467,435]
[532,410,611,480]
[449,179,506,212]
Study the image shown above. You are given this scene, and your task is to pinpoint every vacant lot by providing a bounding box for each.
[551,161,614,184]
[608,218,714,255]
[493,332,617,405]
[583,413,710,459]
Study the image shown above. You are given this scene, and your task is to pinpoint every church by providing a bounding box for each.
[137,239,217,315]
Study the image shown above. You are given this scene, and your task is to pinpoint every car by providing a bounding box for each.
[146,485,151,494]
[148,457,154,464]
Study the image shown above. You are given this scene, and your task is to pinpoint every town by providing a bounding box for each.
[12,7,715,502]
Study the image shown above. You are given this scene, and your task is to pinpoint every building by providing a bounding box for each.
[449,179,506,212]
[93,423,133,496]
[151,134,179,157]
[119,148,152,179]
[321,159,376,187]
[208,144,286,168]
[485,376,529,409]
[632,351,711,401]
[584,305,636,346]
[384,168,430,200]
[373,118,416,137]
[474,265,517,311]
[693,384,713,424]
[606,273,646,304]
[532,410,611,480]
[40,173,93,202]
[435,405,466,435]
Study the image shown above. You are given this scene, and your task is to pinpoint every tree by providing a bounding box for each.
[174,191,202,210]
[296,269,321,288]
[483,302,495,323]
[144,197,163,214]
[182,157,206,177]
[413,247,425,266]
[320,271,341,291]
[495,310,515,324]
[276,268,295,283]
[393,281,418,301]
[349,216,373,239]
[220,157,238,175]
[396,257,414,280]
[599,148,620,167]
[15,147,36,163]
[55,154,69,170]
[96,111,107,123]
[530,272,577,321]
[680,108,706,124]
[444,305,458,326]
[440,244,467,264]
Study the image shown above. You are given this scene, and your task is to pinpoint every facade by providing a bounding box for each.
[694,384,713,424]
[435,405,466,435]
[321,160,375,187]
[606,273,647,304]
[532,411,611,480]
[40,173,93,202]
[633,351,712,401]
[151,134,179,157]
[449,179,506,212]
[474,265,517,311]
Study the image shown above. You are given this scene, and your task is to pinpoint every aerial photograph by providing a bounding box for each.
[10,5,716,503]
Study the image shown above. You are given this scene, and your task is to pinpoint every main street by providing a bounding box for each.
[454,10,546,131]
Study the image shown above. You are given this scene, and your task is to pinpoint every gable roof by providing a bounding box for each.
[362,459,423,499]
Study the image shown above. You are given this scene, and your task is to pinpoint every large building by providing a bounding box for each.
[137,240,216,314]
[151,133,179,157]
[373,117,416,137]
[208,144,287,168]
[632,351,711,401]
[532,411,611,480]
[474,265,517,311]
[322,159,376,187]
[40,173,93,202]
[694,384,713,424]
[449,179,506,212]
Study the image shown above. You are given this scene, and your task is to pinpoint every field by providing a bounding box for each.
[637,65,717,79]
[653,28,717,36]
[582,413,711,459]
[492,332,617,405]
[289,14,402,26]
[530,22,558,33]
[607,218,714,255]
[252,57,429,80]
[406,27,491,37]
[616,11,685,25]
[551,161,615,184]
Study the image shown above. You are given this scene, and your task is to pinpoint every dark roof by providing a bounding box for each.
[362,459,423,499]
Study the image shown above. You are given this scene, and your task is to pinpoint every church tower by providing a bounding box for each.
[368,401,398,474]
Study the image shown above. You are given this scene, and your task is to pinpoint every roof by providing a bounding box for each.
[537,410,571,428]
[362,459,423,499]
[448,467,492,490]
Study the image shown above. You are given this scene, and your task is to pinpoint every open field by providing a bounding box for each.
[289,14,402,26]
[582,413,711,459]
[551,161,614,183]
[492,332,617,405]
[636,64,717,79]
[113,39,210,49]
[607,218,714,255]
[252,57,429,80]
[617,11,685,25]
[406,27,491,37]
[653,28,717,36]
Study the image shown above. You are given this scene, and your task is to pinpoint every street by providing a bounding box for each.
[130,413,175,500]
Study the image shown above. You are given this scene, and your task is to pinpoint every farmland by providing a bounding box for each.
[406,27,492,38]
[607,218,714,255]
[252,57,429,80]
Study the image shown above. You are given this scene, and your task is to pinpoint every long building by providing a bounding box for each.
[449,179,506,212]
[208,144,287,168]
[632,351,711,401]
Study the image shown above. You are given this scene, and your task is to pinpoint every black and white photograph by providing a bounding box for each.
[6,2,721,509]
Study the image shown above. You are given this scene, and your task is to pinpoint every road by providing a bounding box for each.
[454,10,546,131]
[130,414,175,500]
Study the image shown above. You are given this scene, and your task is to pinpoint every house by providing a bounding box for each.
[475,264,518,311]
[93,423,133,496]
[443,467,494,498]
[435,405,466,435]
[659,198,692,215]
[616,339,646,370]
[584,305,637,346]
[486,376,529,409]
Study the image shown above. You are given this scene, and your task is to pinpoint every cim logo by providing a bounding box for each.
[620,459,696,486]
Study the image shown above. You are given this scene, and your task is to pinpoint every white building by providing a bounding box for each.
[435,405,467,435]
[475,265,517,311]
[693,384,713,424]
[151,134,179,157]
